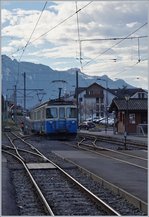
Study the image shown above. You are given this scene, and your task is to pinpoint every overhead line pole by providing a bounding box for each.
[76,71,79,128]
[23,72,26,134]
[14,85,17,124]
[7,84,45,131]
[7,85,17,123]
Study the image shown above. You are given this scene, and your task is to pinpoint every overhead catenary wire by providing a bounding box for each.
[18,1,48,62]
[76,35,147,67]
[112,58,147,78]
[11,1,93,57]
[15,1,48,85]
[79,35,147,42]
[8,2,147,91]
[82,22,147,68]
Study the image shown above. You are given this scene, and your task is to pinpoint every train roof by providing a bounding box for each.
[47,99,75,105]
[31,99,76,111]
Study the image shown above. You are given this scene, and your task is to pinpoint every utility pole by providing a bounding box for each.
[23,72,26,134]
[7,80,45,133]
[76,70,79,128]
[124,95,130,150]
[14,85,17,124]
[5,94,8,123]
[7,85,17,123]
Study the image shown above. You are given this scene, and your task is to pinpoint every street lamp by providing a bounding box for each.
[97,78,108,133]
[124,94,130,150]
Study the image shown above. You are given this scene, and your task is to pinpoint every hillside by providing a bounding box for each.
[2,55,134,108]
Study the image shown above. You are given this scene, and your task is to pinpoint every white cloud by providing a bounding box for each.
[1,1,148,89]
[1,9,12,24]
[2,46,14,53]
[126,22,138,28]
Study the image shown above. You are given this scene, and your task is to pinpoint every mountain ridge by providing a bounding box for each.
[2,54,135,108]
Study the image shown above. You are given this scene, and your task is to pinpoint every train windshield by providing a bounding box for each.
[59,107,65,119]
[46,107,58,118]
[66,107,77,118]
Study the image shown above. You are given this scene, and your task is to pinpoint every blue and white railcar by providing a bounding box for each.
[30,100,77,138]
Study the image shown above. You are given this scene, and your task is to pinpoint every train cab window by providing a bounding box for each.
[46,108,57,118]
[66,107,77,118]
[59,107,65,119]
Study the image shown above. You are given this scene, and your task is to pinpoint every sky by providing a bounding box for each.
[1,0,149,89]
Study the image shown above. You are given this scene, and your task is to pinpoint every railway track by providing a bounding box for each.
[78,132,147,150]
[76,136,147,170]
[59,136,147,214]
[2,132,121,216]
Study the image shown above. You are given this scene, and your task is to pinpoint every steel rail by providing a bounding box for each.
[9,133,121,216]
[77,135,147,162]
[82,136,147,162]
[2,145,47,161]
[30,152,121,216]
[61,140,148,214]
[16,131,145,171]
[2,149,54,216]
[78,132,147,148]
[60,152,148,214]
[77,140,147,170]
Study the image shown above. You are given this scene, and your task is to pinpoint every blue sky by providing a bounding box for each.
[1,1,148,89]
[1,1,56,10]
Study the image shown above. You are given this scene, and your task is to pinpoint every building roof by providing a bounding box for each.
[86,82,105,90]
[109,98,148,112]
[108,88,147,98]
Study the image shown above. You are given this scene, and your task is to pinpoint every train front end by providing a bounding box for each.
[45,104,77,138]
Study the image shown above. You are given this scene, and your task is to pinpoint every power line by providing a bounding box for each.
[15,1,48,85]
[79,35,147,42]
[11,1,93,56]
[113,58,147,78]
[82,22,147,68]
[18,1,48,62]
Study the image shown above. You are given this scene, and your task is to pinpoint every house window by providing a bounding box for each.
[129,113,135,124]
[138,92,145,99]
[96,97,99,103]
[79,97,82,102]
[89,90,93,95]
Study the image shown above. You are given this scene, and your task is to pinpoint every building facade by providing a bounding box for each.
[109,89,148,134]
[76,83,115,122]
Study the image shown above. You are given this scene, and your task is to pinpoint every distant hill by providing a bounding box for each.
[2,54,134,108]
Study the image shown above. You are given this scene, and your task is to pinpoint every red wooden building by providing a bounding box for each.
[109,98,148,134]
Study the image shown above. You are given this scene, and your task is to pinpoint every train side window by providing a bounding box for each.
[66,107,77,118]
[41,109,44,119]
[34,112,37,120]
[31,112,34,120]
[51,108,58,118]
[46,108,57,118]
[37,110,41,120]
[59,107,65,119]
